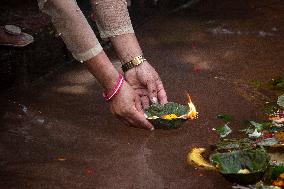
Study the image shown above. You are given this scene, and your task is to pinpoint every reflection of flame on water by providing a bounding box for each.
[187,94,198,119]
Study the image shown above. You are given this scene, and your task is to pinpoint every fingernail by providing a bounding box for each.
[150,97,158,104]
[150,127,155,131]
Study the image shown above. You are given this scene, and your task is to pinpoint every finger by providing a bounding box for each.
[122,115,140,129]
[141,95,150,109]
[147,78,158,103]
[156,79,168,104]
[112,112,129,126]
[150,96,158,104]
[129,109,154,130]
[118,117,131,127]
[118,114,140,129]
[135,88,148,96]
[135,95,143,112]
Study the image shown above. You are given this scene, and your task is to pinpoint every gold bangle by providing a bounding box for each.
[121,55,146,72]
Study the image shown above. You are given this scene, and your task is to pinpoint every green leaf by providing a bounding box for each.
[264,164,284,182]
[144,102,189,118]
[270,165,284,180]
[277,94,284,108]
[217,114,234,122]
[269,77,284,91]
[240,127,255,134]
[270,77,284,86]
[248,129,262,138]
[250,121,264,131]
[216,138,255,152]
[241,121,279,136]
[256,138,279,146]
[264,105,279,115]
[215,123,232,138]
[210,148,270,174]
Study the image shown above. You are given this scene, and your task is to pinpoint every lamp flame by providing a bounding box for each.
[187,94,198,119]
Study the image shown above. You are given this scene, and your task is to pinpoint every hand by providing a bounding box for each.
[109,81,154,130]
[124,61,168,109]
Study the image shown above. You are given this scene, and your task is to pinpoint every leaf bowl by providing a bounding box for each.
[144,102,190,129]
[210,148,270,185]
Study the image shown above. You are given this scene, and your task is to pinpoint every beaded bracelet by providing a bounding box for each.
[103,74,124,101]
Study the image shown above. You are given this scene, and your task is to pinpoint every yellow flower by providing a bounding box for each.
[161,114,178,120]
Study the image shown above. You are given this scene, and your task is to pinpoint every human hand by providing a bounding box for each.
[124,61,168,109]
[109,81,154,130]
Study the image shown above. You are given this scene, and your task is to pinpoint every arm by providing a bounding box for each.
[37,0,153,130]
[90,0,167,108]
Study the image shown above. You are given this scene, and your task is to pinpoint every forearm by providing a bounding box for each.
[90,0,142,63]
[85,52,119,91]
[110,33,143,63]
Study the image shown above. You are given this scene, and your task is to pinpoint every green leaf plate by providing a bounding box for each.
[144,102,190,129]
[210,148,270,184]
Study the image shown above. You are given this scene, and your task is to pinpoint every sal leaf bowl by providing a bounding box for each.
[144,102,190,129]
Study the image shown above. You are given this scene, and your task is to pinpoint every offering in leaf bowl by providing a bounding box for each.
[210,148,270,184]
[144,96,198,129]
[188,146,270,185]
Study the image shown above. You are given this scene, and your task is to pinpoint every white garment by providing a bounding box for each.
[38,0,134,62]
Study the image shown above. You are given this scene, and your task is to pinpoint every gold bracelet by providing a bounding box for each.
[121,55,146,72]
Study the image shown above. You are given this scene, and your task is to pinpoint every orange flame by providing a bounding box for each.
[187,94,198,119]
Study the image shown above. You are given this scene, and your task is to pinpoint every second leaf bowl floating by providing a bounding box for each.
[210,148,270,185]
[188,146,270,185]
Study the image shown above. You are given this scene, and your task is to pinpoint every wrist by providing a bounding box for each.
[85,52,119,91]
[103,74,124,101]
[121,54,146,72]
[109,33,143,64]
[120,52,142,65]
[101,67,120,91]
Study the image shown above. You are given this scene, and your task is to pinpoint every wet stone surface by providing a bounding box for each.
[1,0,284,188]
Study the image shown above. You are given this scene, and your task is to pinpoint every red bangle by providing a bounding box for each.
[103,74,124,101]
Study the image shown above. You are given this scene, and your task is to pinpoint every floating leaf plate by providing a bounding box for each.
[144,102,190,129]
[210,148,270,184]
